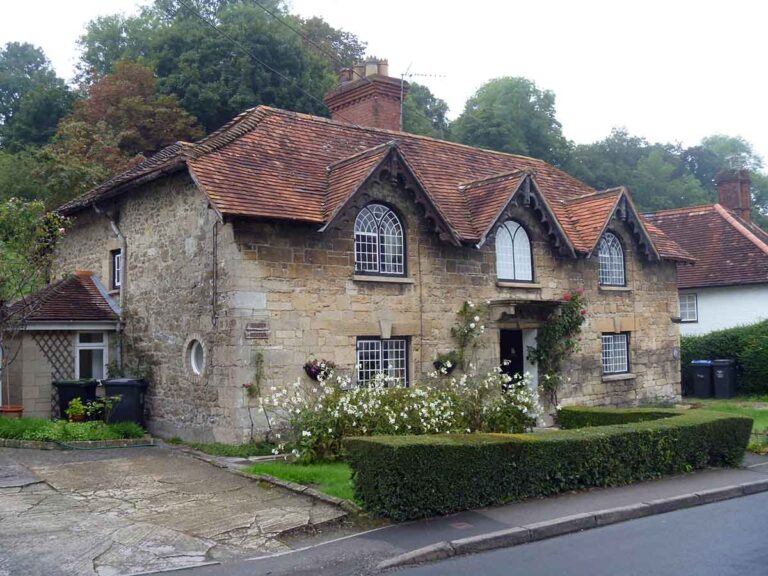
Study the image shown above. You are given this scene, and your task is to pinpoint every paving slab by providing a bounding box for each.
[0,447,347,575]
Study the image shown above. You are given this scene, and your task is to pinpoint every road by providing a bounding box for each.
[399,491,768,576]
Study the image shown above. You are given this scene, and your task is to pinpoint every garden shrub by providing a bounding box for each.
[0,417,144,442]
[344,407,752,520]
[262,368,541,462]
[681,320,768,394]
[557,406,679,428]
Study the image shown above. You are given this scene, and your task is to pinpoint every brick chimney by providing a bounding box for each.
[715,169,752,221]
[323,58,408,131]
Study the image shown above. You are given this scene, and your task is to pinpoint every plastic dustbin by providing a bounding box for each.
[52,379,98,419]
[712,359,737,399]
[102,378,148,426]
[690,360,713,398]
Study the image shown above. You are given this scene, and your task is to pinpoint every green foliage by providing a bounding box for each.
[344,408,752,520]
[247,461,354,501]
[402,83,449,139]
[694,398,768,434]
[528,289,587,405]
[452,77,571,167]
[450,299,488,370]
[77,0,364,133]
[0,198,68,302]
[64,397,87,419]
[186,440,275,457]
[681,320,768,394]
[85,395,123,424]
[557,406,681,429]
[0,416,144,442]
[0,42,74,151]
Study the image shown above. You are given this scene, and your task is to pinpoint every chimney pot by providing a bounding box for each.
[323,57,407,131]
[715,169,752,222]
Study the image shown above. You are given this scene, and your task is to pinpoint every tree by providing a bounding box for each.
[49,61,203,187]
[451,77,571,167]
[0,43,74,150]
[77,0,366,132]
[402,83,449,139]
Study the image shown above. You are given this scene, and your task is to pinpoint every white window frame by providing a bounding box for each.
[598,232,626,286]
[679,293,698,323]
[356,337,409,387]
[495,220,534,281]
[111,249,122,290]
[75,332,108,380]
[601,333,630,375]
[354,204,405,276]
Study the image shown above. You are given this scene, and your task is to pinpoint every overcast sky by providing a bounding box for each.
[3,0,767,164]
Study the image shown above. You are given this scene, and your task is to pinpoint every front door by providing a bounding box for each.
[499,329,525,380]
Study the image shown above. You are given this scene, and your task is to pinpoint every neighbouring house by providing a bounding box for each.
[6,60,693,441]
[0,271,121,415]
[646,170,768,336]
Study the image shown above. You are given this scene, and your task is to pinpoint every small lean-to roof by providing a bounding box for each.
[5,271,120,326]
[58,105,689,262]
[646,204,768,288]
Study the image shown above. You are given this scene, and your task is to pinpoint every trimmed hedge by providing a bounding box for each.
[344,407,752,521]
[681,320,768,394]
[557,406,679,429]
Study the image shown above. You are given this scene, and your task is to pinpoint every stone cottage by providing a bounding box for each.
[11,61,693,441]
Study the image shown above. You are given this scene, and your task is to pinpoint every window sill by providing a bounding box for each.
[602,372,636,382]
[496,281,542,289]
[599,286,632,293]
[352,275,415,285]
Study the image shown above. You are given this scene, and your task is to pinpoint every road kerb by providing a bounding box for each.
[375,480,768,571]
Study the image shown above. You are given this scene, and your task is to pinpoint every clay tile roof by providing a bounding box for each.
[59,105,691,262]
[562,189,623,253]
[325,142,395,220]
[5,271,119,326]
[646,204,768,288]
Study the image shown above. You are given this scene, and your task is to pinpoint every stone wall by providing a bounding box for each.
[51,167,682,442]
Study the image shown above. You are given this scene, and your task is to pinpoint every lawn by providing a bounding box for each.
[173,439,276,458]
[692,397,768,432]
[246,461,355,502]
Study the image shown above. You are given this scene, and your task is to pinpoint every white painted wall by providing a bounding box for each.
[679,284,768,336]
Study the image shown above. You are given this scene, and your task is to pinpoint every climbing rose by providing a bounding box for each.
[577,287,585,296]
[563,291,572,301]
[580,309,588,315]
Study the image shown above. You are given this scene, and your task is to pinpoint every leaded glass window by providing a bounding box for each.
[354,204,405,275]
[598,232,625,286]
[601,333,629,374]
[356,338,408,387]
[495,220,533,281]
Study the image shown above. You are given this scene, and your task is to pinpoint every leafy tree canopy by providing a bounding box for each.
[0,43,74,151]
[77,0,366,132]
[402,82,449,139]
[451,77,571,167]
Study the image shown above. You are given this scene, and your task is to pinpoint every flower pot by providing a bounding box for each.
[0,405,24,419]
[432,361,456,375]
[69,414,86,423]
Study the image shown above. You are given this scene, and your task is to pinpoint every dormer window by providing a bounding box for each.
[354,204,405,276]
[598,232,625,286]
[495,220,533,281]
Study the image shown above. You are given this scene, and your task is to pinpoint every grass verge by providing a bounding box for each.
[0,416,144,442]
[167,437,276,458]
[692,397,768,431]
[246,461,354,502]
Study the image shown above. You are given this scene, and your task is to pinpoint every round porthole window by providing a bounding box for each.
[189,340,205,375]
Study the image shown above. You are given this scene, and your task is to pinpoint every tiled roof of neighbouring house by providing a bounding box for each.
[57,106,693,262]
[5,271,120,326]
[646,204,768,288]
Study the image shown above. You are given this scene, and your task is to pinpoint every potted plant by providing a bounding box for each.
[303,357,335,382]
[0,405,24,419]
[65,397,86,422]
[433,350,459,375]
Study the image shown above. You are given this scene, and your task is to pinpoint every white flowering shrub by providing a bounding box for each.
[261,366,542,463]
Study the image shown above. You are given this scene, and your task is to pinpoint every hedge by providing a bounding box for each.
[557,406,680,429]
[344,407,752,521]
[681,320,768,394]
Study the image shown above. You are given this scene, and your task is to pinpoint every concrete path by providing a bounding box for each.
[0,447,347,576]
[172,455,768,576]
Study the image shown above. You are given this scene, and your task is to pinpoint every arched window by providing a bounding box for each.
[354,204,405,275]
[495,220,533,281]
[598,232,625,285]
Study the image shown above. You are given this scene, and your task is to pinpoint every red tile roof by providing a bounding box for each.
[58,105,691,262]
[646,204,768,288]
[6,271,119,326]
